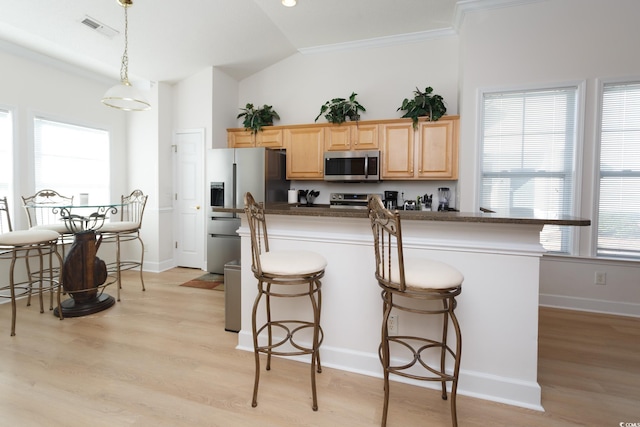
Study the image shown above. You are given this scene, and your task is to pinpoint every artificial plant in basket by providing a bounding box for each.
[315,92,366,124]
[237,103,280,134]
[397,86,447,129]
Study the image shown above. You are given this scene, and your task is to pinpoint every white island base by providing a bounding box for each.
[236,214,546,411]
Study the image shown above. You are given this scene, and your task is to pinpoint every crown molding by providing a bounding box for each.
[299,27,457,56]
[453,0,547,31]
[299,0,545,56]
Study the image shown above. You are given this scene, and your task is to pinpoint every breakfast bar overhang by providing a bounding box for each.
[221,204,590,411]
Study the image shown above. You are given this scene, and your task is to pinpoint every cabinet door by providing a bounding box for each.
[380,122,414,179]
[285,127,325,180]
[227,129,255,148]
[417,118,458,179]
[257,128,284,148]
[351,122,379,150]
[324,125,352,151]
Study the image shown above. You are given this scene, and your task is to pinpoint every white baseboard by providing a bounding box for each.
[539,293,640,318]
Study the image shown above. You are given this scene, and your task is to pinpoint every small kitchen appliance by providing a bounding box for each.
[437,187,450,211]
[330,192,382,209]
[383,190,399,210]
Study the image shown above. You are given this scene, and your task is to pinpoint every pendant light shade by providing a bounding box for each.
[102,80,151,111]
[102,0,150,111]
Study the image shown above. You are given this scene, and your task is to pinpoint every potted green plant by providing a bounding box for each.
[237,103,280,134]
[397,86,447,128]
[315,92,366,124]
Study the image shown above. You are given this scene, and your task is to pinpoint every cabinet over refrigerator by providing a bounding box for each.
[207,147,288,273]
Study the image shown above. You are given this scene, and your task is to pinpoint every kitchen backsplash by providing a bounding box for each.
[289,180,458,210]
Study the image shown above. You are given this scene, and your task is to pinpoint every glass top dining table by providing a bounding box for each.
[34,203,124,234]
[28,202,124,317]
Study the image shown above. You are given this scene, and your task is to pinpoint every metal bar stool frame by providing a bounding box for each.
[244,191,325,411]
[1,196,64,336]
[367,194,463,427]
[98,189,147,301]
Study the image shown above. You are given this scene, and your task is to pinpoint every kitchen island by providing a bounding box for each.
[217,203,589,411]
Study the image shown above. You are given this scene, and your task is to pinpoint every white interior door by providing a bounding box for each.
[174,129,205,269]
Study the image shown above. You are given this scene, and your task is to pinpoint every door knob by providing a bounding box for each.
[195,205,201,210]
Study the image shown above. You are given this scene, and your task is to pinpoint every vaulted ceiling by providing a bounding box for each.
[0,0,516,84]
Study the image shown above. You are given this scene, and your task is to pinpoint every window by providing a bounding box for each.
[480,86,579,253]
[0,109,12,202]
[33,117,110,204]
[597,82,640,260]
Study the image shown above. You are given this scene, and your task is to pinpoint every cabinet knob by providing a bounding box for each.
[195,205,201,210]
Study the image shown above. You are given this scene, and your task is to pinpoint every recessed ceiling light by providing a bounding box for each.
[282,0,297,7]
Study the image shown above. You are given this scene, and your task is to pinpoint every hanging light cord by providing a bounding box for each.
[120,4,130,83]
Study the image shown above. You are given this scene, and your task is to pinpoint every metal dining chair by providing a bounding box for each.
[22,189,75,255]
[0,196,63,336]
[97,189,148,301]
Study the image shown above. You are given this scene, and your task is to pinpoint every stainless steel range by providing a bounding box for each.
[329,192,382,209]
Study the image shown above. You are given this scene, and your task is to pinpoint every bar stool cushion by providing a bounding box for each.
[30,223,69,234]
[99,221,139,233]
[385,258,464,290]
[0,230,60,246]
[260,250,327,275]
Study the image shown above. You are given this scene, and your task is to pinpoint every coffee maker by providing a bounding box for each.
[437,187,450,211]
[383,191,399,210]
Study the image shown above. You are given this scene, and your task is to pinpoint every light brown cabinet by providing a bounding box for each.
[380,116,459,180]
[284,126,325,180]
[416,118,458,179]
[228,115,458,181]
[380,121,415,179]
[227,128,284,148]
[324,123,379,151]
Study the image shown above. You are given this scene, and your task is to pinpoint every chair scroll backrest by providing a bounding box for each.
[120,189,148,227]
[244,192,269,276]
[21,189,73,228]
[0,196,13,234]
[367,194,406,292]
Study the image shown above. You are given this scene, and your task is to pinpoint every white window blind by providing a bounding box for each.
[480,87,578,253]
[33,117,110,204]
[597,82,640,259]
[0,109,12,200]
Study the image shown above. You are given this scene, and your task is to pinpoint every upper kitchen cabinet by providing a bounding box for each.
[227,127,284,148]
[380,120,415,179]
[227,129,254,148]
[380,116,459,180]
[324,122,379,151]
[284,126,325,180]
[416,116,459,179]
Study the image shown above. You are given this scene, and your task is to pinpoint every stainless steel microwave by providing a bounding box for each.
[324,150,381,182]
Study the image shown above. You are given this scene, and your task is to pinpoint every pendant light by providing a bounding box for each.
[102,0,150,111]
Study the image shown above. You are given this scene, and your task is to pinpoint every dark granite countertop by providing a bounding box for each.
[214,203,591,226]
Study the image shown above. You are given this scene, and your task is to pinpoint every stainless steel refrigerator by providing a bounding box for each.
[206,147,288,273]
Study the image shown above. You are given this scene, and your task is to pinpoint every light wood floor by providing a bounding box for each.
[1,267,638,426]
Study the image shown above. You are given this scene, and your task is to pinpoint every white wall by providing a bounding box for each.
[238,36,459,126]
[0,46,128,230]
[212,67,239,148]
[457,0,640,316]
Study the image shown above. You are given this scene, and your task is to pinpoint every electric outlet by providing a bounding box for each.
[388,314,398,335]
[595,271,607,285]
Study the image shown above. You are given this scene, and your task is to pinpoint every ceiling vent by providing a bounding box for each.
[80,15,119,38]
